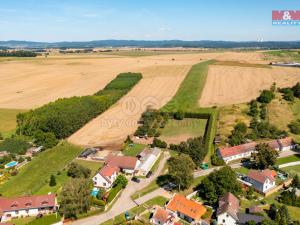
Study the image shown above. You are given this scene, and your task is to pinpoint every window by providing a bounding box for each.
[103,183,106,186]
[223,219,225,223]
[15,211,19,214]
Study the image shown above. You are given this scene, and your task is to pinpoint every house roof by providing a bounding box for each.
[279,137,294,147]
[217,192,239,220]
[0,194,56,212]
[262,169,277,178]
[166,194,206,221]
[218,142,257,158]
[153,207,171,224]
[249,206,263,214]
[105,155,138,170]
[248,169,275,184]
[99,165,119,177]
[237,213,264,224]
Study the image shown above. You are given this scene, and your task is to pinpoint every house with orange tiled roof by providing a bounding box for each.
[166,194,206,223]
[92,165,120,189]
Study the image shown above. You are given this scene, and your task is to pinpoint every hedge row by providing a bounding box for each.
[0,50,37,57]
[107,184,122,203]
[17,73,142,139]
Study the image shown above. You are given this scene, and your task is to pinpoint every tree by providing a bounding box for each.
[260,104,267,120]
[60,178,92,218]
[114,175,128,188]
[96,187,106,200]
[249,100,259,117]
[151,138,167,148]
[288,120,300,134]
[261,219,278,225]
[283,89,295,102]
[292,82,300,98]
[253,143,279,169]
[291,174,300,189]
[198,166,242,204]
[67,162,91,178]
[268,204,278,220]
[34,131,58,149]
[246,221,256,225]
[49,175,56,186]
[174,111,184,120]
[276,205,291,225]
[228,122,247,146]
[167,154,195,190]
[257,90,275,103]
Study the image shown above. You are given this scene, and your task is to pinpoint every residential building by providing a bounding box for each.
[217,142,256,164]
[0,194,57,222]
[217,192,239,225]
[105,155,140,174]
[92,165,119,189]
[218,138,295,163]
[247,169,276,193]
[216,193,264,225]
[166,194,206,223]
[151,207,175,225]
[136,147,161,176]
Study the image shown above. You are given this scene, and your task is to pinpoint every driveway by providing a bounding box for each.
[71,152,170,225]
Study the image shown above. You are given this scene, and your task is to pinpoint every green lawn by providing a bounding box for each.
[0,108,27,138]
[264,50,300,62]
[162,60,214,112]
[160,118,207,138]
[234,166,250,175]
[0,141,83,196]
[74,159,103,176]
[276,154,300,165]
[122,143,146,157]
[101,196,168,225]
[282,165,300,177]
[11,214,61,225]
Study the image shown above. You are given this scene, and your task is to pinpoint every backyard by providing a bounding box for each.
[0,141,83,196]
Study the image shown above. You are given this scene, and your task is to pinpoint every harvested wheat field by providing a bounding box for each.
[68,65,192,147]
[200,65,300,107]
[0,53,202,109]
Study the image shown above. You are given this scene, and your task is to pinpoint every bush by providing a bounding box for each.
[288,120,300,134]
[174,111,184,120]
[292,82,300,98]
[0,137,31,155]
[113,175,128,188]
[0,132,3,140]
[67,162,91,179]
[257,90,275,103]
[107,184,122,203]
[92,198,106,207]
[11,170,18,176]
[211,154,225,166]
[33,131,58,149]
[49,175,56,186]
[151,138,167,148]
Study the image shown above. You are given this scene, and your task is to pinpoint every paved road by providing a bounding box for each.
[71,152,170,225]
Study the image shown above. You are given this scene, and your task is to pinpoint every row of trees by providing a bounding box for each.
[16,73,142,148]
[0,136,31,154]
[0,50,37,57]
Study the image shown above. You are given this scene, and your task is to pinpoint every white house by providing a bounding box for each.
[247,169,276,194]
[136,147,161,176]
[150,207,175,225]
[217,193,239,225]
[93,165,119,189]
[0,194,57,222]
[217,142,257,164]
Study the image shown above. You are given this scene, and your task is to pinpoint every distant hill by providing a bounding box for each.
[1,40,300,49]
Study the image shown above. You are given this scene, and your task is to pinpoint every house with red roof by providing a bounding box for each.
[92,165,120,189]
[217,142,257,164]
[0,194,57,222]
[105,155,140,174]
[246,169,276,193]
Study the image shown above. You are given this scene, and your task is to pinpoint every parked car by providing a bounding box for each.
[146,171,152,178]
[131,177,140,183]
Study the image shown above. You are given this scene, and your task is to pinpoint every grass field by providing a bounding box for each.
[0,141,83,196]
[160,118,207,144]
[12,214,61,225]
[282,165,300,177]
[163,60,214,111]
[101,196,168,225]
[264,50,300,62]
[122,143,146,157]
[0,108,26,138]
[213,60,270,68]
[276,154,300,165]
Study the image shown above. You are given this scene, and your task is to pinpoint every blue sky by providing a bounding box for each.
[0,0,299,41]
